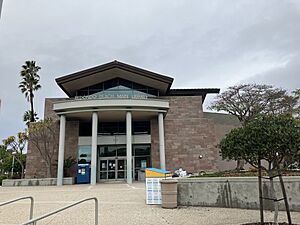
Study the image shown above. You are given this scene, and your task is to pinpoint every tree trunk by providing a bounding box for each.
[45,160,52,178]
[14,156,25,179]
[30,90,34,122]
[21,164,24,179]
[236,159,245,170]
[268,166,278,225]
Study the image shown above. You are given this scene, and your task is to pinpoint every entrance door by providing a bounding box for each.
[108,159,116,179]
[117,159,126,179]
[98,158,126,181]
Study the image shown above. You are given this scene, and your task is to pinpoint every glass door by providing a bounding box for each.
[99,160,108,180]
[117,159,126,179]
[108,159,116,179]
[98,158,127,181]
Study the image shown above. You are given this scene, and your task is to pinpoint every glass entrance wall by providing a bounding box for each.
[99,145,126,157]
[97,144,151,181]
[133,145,151,181]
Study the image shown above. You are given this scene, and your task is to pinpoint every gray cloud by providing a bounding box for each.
[1,0,300,140]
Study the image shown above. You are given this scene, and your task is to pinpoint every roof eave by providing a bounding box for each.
[55,60,174,96]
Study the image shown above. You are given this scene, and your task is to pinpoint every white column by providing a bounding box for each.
[90,112,98,185]
[126,111,132,184]
[57,115,66,186]
[158,113,166,170]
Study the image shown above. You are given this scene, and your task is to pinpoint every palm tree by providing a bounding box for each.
[19,61,41,122]
[23,110,39,126]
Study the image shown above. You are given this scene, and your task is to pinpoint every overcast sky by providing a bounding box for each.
[0,0,299,140]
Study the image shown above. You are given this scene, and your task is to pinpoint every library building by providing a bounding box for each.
[25,61,240,185]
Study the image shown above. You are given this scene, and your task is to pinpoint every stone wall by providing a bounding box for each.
[156,96,220,173]
[203,112,241,171]
[150,96,241,173]
[177,177,300,212]
[25,98,79,178]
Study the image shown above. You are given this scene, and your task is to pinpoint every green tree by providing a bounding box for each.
[2,132,28,178]
[219,115,300,224]
[0,145,26,182]
[0,145,10,174]
[293,88,300,120]
[0,145,10,184]
[210,84,298,169]
[19,61,41,123]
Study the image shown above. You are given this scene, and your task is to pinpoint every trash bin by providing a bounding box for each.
[138,169,145,181]
[160,179,178,209]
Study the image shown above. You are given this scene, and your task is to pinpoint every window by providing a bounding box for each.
[78,146,91,164]
[134,144,151,156]
[133,121,150,134]
[79,122,92,136]
[75,78,159,98]
[98,145,126,157]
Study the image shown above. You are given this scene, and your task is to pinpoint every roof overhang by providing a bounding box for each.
[167,88,220,102]
[56,61,174,97]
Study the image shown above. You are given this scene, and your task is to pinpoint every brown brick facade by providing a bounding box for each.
[162,96,218,172]
[26,97,239,179]
[150,96,240,173]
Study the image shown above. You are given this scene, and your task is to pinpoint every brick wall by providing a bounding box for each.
[164,96,219,172]
[203,112,242,171]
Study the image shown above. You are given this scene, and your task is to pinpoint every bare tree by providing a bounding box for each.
[28,118,58,177]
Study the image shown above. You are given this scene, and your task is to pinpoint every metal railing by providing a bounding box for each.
[0,196,34,220]
[21,197,98,225]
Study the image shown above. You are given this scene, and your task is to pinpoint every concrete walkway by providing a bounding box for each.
[0,182,299,225]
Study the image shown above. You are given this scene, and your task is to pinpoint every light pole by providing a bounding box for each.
[11,152,16,178]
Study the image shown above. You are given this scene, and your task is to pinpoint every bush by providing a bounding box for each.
[0,174,8,186]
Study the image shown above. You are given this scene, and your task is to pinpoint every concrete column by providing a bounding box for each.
[90,112,98,185]
[126,111,132,184]
[57,115,66,186]
[158,112,166,170]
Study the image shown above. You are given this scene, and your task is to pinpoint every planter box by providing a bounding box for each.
[1,177,74,187]
[177,176,300,212]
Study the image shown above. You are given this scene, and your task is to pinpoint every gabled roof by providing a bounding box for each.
[56,60,174,97]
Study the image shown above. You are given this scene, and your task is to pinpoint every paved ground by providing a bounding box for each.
[0,182,299,225]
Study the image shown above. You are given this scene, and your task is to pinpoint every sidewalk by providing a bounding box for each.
[0,182,299,225]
